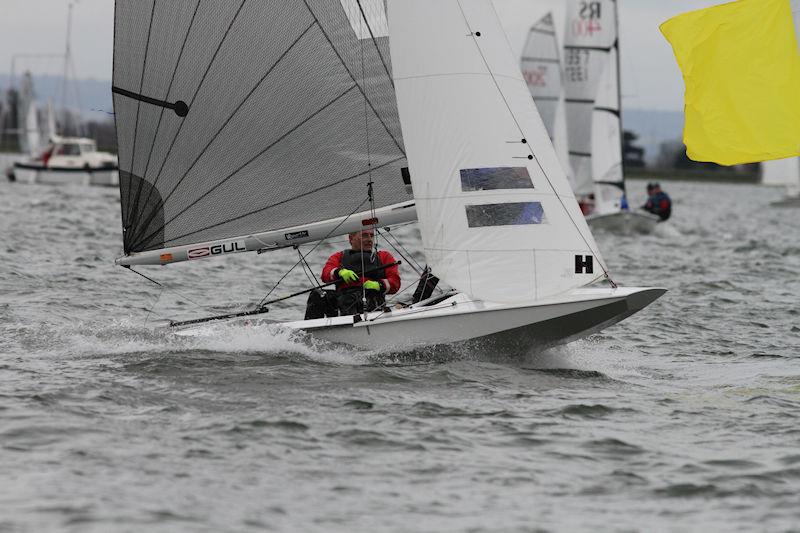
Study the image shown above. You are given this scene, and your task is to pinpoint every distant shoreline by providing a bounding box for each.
[626,167,759,185]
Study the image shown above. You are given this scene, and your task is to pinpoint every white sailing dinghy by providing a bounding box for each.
[562,0,659,233]
[762,159,800,207]
[112,0,664,354]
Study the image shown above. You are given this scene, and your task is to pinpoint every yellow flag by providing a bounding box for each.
[661,0,800,166]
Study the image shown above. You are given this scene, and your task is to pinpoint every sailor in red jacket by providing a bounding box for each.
[321,229,400,315]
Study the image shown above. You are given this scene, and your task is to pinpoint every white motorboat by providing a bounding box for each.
[112,0,664,355]
[13,135,119,186]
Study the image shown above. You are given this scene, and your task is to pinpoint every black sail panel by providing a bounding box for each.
[113,0,409,254]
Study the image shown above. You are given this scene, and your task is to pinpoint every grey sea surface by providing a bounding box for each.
[1,178,799,532]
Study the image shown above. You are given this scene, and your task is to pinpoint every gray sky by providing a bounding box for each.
[0,0,727,111]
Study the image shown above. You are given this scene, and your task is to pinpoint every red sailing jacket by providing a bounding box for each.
[321,250,401,294]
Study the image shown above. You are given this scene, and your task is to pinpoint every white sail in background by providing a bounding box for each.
[590,35,624,215]
[762,1,800,199]
[24,101,42,156]
[763,158,800,196]
[389,0,605,303]
[44,100,57,142]
[521,13,561,142]
[563,0,624,212]
[17,72,37,155]
[520,12,571,181]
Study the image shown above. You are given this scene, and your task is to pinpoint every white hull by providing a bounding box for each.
[770,195,800,208]
[13,164,119,187]
[586,210,660,235]
[177,287,665,356]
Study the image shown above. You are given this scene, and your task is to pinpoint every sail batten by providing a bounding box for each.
[143,154,406,251]
[124,0,203,239]
[114,0,412,259]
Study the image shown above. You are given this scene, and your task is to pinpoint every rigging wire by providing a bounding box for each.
[357,0,377,321]
[122,266,209,313]
[255,197,369,309]
[458,0,614,288]
[297,247,321,289]
[378,228,424,275]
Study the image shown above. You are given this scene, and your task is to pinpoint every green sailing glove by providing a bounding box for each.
[363,280,382,292]
[337,268,358,283]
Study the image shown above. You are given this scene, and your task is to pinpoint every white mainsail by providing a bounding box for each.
[563,0,625,213]
[389,0,606,303]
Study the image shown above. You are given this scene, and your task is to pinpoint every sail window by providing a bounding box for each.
[460,167,534,192]
[340,0,389,40]
[466,202,546,228]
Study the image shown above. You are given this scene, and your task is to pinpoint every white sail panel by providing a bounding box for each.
[389,0,605,304]
[563,0,617,197]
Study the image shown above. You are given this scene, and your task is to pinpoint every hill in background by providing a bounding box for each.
[1,73,686,165]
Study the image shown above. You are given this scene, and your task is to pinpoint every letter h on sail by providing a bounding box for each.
[575,254,594,274]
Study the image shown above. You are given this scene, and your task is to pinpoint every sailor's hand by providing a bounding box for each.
[363,280,382,292]
[337,268,358,283]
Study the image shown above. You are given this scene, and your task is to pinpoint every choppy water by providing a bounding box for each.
[1,178,799,532]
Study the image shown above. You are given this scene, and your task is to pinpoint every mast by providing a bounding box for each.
[60,2,73,118]
[613,0,627,198]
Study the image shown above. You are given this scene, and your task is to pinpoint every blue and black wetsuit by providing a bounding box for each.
[644,191,672,221]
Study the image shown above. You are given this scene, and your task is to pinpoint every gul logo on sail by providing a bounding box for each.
[187,241,247,260]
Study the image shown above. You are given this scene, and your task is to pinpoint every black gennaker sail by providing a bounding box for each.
[113,0,414,265]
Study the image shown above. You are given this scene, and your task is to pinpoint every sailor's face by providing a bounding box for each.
[350,230,374,251]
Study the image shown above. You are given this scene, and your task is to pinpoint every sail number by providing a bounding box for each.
[572,1,604,37]
[564,49,590,83]
[523,66,548,87]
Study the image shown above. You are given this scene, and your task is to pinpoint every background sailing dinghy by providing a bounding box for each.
[762,158,800,208]
[560,0,660,233]
[112,0,664,355]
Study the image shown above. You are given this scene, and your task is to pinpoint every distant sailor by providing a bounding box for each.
[642,182,672,221]
[321,229,400,316]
